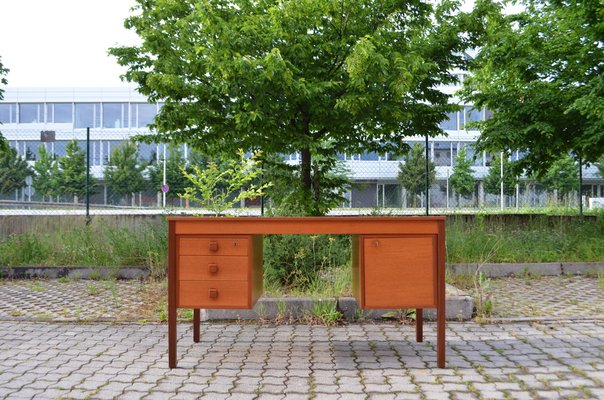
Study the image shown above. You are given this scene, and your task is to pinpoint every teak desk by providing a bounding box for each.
[168,216,446,368]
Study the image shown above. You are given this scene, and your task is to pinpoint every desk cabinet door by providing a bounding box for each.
[362,236,436,309]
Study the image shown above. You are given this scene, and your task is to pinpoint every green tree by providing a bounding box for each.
[0,56,8,152]
[181,149,271,215]
[539,154,579,202]
[0,147,32,195]
[32,145,59,202]
[397,143,435,207]
[56,140,91,202]
[461,0,604,176]
[104,141,147,205]
[110,0,488,214]
[596,156,604,180]
[450,147,476,202]
[483,154,519,196]
[148,143,189,200]
[263,145,351,216]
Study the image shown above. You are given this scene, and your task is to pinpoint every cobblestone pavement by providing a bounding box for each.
[0,320,603,399]
[1,277,603,399]
[0,280,167,322]
[1,275,603,322]
[488,275,604,319]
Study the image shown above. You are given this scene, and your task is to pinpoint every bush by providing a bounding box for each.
[263,234,351,291]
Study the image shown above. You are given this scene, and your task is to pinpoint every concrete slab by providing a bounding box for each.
[202,284,474,322]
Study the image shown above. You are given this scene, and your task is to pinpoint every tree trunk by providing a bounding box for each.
[301,148,312,193]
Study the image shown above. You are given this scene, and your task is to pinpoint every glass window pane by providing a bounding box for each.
[52,141,69,157]
[439,112,458,130]
[53,104,73,123]
[362,152,379,161]
[0,104,13,123]
[75,103,98,129]
[19,103,41,123]
[103,103,125,128]
[463,106,482,129]
[137,103,157,127]
[434,142,452,166]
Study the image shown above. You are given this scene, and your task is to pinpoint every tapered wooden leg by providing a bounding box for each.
[416,308,423,342]
[437,306,445,368]
[193,309,200,343]
[168,301,177,368]
[437,220,446,368]
[168,221,177,369]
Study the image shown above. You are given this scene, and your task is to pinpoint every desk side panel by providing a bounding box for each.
[251,235,264,306]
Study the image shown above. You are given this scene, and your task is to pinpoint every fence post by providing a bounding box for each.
[579,153,583,216]
[500,152,504,211]
[425,134,429,216]
[85,127,91,226]
[260,162,265,216]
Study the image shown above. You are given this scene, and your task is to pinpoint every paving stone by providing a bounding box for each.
[1,275,604,400]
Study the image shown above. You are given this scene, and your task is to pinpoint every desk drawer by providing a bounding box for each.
[178,281,250,308]
[362,236,436,308]
[178,237,248,256]
[179,256,248,281]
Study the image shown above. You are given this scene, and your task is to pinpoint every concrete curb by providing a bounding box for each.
[448,262,604,277]
[0,266,149,280]
[3,262,602,280]
[202,284,474,322]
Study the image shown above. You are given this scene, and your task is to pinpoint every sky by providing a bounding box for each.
[0,0,518,89]
[0,0,139,88]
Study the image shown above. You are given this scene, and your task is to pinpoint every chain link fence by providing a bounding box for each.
[1,128,603,215]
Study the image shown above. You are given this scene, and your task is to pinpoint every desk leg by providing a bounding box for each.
[437,306,445,368]
[193,309,200,342]
[168,301,177,368]
[168,220,177,369]
[415,308,423,342]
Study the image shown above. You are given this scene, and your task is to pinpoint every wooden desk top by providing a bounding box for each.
[168,216,446,235]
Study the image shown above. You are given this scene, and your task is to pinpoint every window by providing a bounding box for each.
[19,103,43,123]
[362,152,380,161]
[378,184,402,208]
[138,143,156,164]
[52,141,69,157]
[439,111,458,131]
[0,103,17,123]
[102,103,128,128]
[344,153,361,161]
[462,106,482,129]
[46,103,73,123]
[132,103,157,128]
[75,103,100,128]
[434,142,452,166]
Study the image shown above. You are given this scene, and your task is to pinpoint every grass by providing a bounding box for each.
[0,219,168,274]
[264,264,352,298]
[304,299,343,326]
[446,214,604,263]
[0,214,602,299]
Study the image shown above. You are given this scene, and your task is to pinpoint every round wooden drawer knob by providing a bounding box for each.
[208,288,218,299]
[209,241,219,252]
[208,263,219,274]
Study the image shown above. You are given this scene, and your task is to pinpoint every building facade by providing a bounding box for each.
[1,85,602,209]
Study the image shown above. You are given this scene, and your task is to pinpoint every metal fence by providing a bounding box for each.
[1,128,603,215]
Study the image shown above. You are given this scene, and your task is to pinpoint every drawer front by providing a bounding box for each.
[178,281,250,308]
[179,256,248,281]
[178,237,248,256]
[363,236,436,308]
